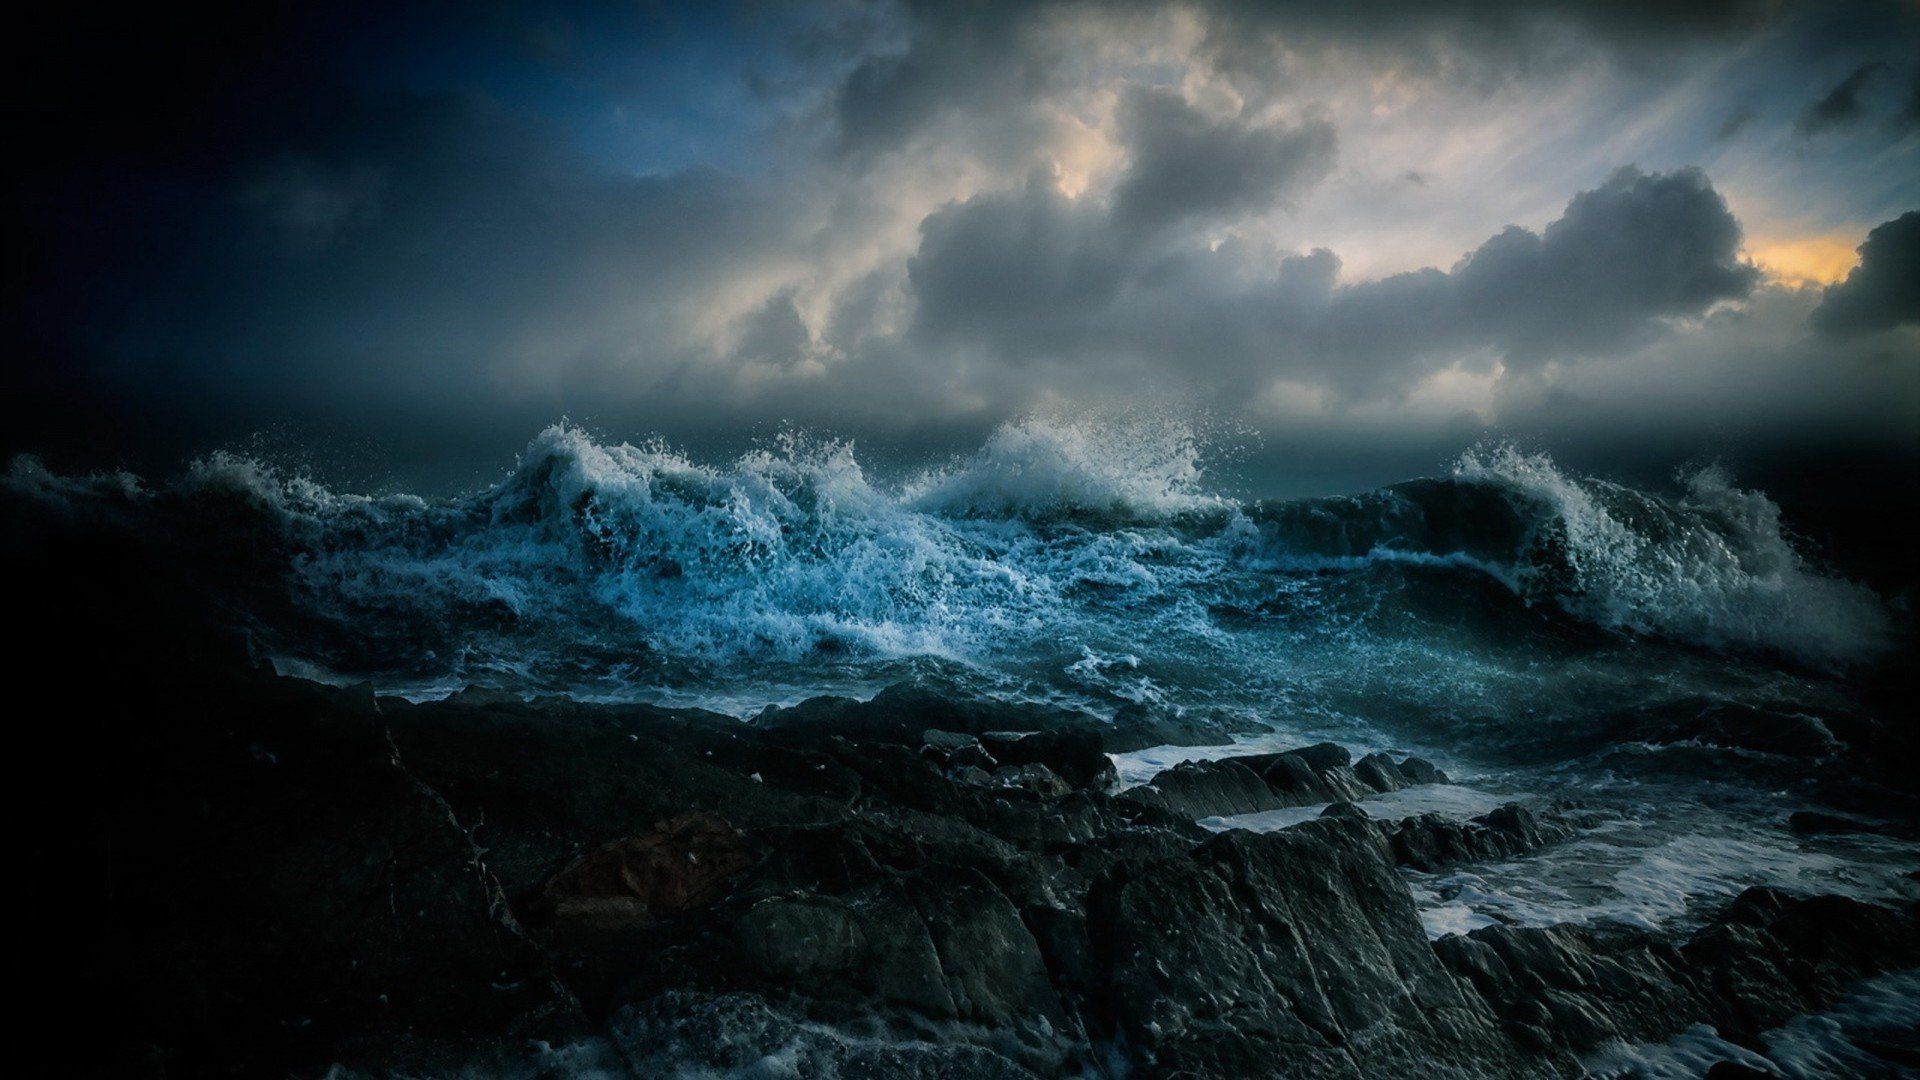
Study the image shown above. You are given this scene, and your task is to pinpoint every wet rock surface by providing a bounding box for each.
[1120,742,1453,820]
[33,644,1916,1077]
[1436,887,1920,1057]
[1386,803,1568,872]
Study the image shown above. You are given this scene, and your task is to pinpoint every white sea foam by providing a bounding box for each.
[2,420,1893,690]
[1199,782,1522,834]
[1453,445,1891,667]
[906,411,1229,521]
[1411,825,1919,937]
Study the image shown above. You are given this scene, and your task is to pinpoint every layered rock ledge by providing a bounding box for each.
[56,656,1920,1078]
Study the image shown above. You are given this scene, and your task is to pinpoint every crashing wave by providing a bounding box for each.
[906,412,1230,521]
[1452,446,1889,666]
[1,422,1893,682]
[1233,445,1890,667]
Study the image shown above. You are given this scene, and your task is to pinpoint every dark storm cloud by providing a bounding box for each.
[829,0,1783,159]
[8,131,832,500]
[1110,87,1336,235]
[1193,0,1774,76]
[59,92,790,393]
[1795,62,1890,138]
[6,0,1915,496]
[901,166,1757,397]
[832,0,1065,160]
[1438,166,1760,364]
[1899,76,1920,131]
[908,176,1126,353]
[734,290,813,369]
[1812,211,1920,337]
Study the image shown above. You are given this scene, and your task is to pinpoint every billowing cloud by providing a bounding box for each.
[1812,211,1920,336]
[5,0,1916,495]
[1440,166,1759,362]
[1110,87,1336,234]
[901,165,1756,398]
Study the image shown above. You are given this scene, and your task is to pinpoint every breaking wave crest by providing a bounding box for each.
[1234,445,1891,666]
[2,419,1894,688]
[1451,446,1890,667]
[905,413,1229,521]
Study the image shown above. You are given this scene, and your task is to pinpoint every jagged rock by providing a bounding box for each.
[1355,751,1408,793]
[1103,702,1265,752]
[756,683,1099,748]
[1786,809,1909,838]
[1389,804,1564,871]
[1119,757,1283,818]
[732,894,868,981]
[382,695,859,899]
[539,812,756,933]
[86,674,584,1075]
[1683,889,1920,1038]
[986,761,1075,798]
[1436,922,1700,1052]
[923,728,980,753]
[981,729,1116,791]
[1093,817,1546,1078]
[909,864,1072,1032]
[1244,747,1375,806]
[1290,741,1353,770]
[1436,887,1920,1055]
[612,990,1041,1078]
[1623,700,1847,760]
[922,729,1000,773]
[1120,745,1458,822]
[1397,756,1450,785]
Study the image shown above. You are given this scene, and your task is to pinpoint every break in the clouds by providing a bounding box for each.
[6,0,1918,493]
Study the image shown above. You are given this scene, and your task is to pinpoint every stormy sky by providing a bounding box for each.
[6,0,1918,497]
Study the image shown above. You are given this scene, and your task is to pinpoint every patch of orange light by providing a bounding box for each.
[1745,234,1860,288]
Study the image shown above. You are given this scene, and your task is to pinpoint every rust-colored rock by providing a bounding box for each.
[542,812,755,931]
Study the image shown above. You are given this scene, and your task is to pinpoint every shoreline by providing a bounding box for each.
[50,647,1920,1077]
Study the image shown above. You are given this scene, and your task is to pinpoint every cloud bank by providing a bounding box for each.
[5,0,1916,494]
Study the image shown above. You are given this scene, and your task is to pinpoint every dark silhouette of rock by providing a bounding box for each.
[1094,817,1548,1078]
[1437,887,1920,1055]
[981,729,1116,791]
[1389,804,1565,871]
[1119,757,1283,818]
[1104,701,1268,752]
[1242,746,1378,806]
[1119,745,1483,824]
[1397,756,1451,785]
[540,812,756,933]
[1620,700,1847,760]
[1787,809,1911,838]
[1356,750,1409,792]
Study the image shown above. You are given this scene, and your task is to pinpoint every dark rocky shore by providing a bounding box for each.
[25,653,1908,1078]
[11,489,1919,1078]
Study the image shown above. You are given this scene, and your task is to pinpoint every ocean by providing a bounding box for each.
[8,413,1915,976]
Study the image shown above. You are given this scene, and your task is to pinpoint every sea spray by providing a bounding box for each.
[906,412,1231,521]
[1451,445,1891,666]
[1,420,1893,699]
